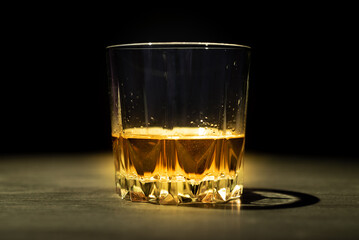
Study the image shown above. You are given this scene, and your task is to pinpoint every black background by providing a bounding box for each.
[1,4,357,158]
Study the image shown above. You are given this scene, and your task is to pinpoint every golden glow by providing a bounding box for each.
[114,127,244,139]
[113,127,245,204]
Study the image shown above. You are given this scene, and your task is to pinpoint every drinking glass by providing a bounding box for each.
[107,42,251,205]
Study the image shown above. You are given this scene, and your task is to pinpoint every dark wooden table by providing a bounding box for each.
[1,153,358,239]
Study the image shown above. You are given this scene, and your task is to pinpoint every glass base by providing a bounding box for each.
[115,174,243,205]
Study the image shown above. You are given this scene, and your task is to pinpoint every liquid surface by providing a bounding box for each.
[112,127,245,204]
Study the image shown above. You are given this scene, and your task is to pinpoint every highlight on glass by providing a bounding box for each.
[107,42,251,205]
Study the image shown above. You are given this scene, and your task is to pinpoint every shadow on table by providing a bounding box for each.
[183,188,320,210]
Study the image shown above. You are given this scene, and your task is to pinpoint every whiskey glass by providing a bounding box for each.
[107,42,251,205]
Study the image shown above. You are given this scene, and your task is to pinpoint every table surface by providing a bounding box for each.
[0,152,358,240]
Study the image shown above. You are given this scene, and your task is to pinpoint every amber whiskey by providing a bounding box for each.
[112,127,245,204]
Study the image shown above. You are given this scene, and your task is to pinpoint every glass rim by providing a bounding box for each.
[106,42,251,50]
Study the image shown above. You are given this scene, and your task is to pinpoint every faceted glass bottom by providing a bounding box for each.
[115,174,243,205]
